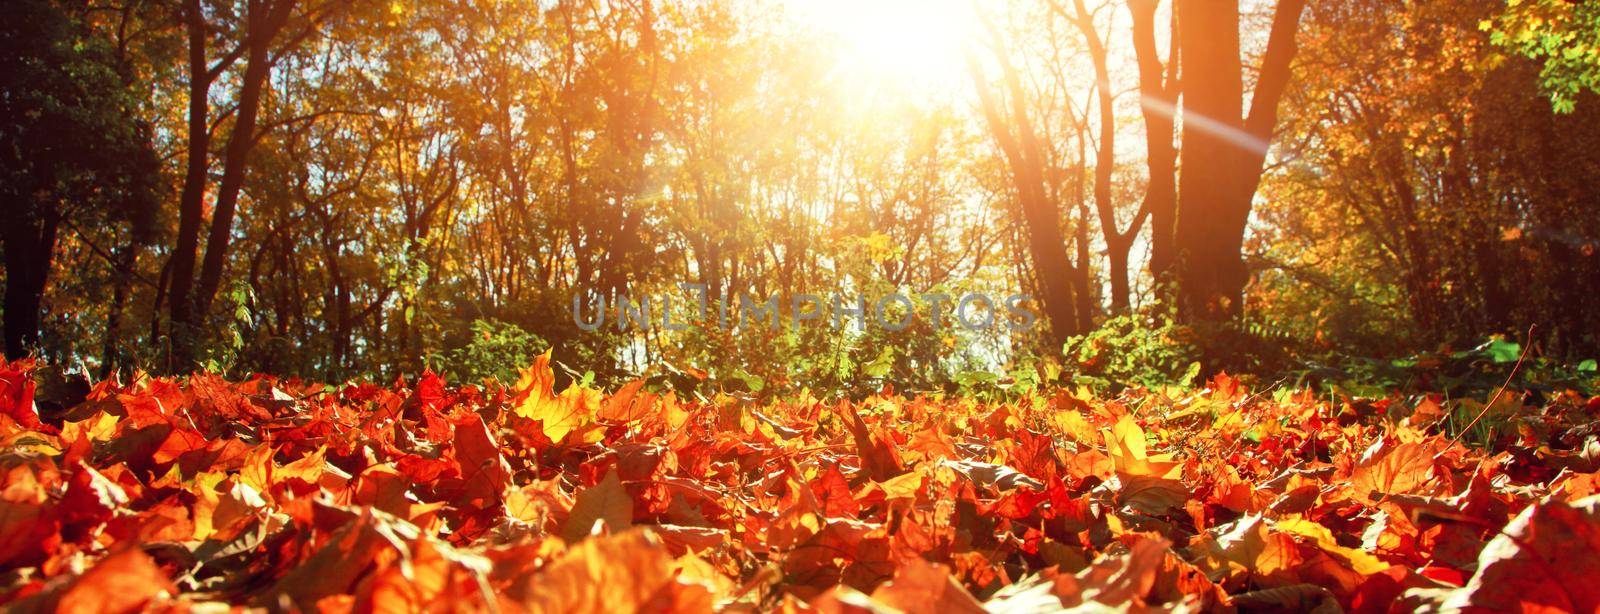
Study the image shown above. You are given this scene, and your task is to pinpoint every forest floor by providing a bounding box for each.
[1,356,1598,612]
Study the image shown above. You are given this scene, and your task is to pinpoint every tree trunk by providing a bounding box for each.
[1107,235,1134,313]
[2,205,58,359]
[1172,0,1305,322]
[193,0,296,320]
[166,0,213,363]
[325,243,350,379]
[967,45,1085,345]
[1129,0,1179,284]
[1072,200,1097,333]
[1068,0,1144,313]
[101,244,137,376]
[1475,237,1510,333]
[1173,0,1247,320]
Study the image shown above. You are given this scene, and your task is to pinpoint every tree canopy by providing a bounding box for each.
[2,0,1597,391]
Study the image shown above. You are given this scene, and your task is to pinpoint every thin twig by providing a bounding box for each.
[1451,325,1535,445]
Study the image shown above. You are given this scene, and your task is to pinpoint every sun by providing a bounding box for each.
[787,0,978,97]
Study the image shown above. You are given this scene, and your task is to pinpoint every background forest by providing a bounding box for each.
[4,0,1599,396]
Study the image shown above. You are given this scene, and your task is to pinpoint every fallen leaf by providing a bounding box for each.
[1430,497,1600,612]
[562,468,633,542]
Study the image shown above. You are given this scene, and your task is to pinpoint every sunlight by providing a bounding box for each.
[787,0,977,97]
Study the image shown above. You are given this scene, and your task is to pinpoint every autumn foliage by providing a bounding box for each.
[2,356,1600,612]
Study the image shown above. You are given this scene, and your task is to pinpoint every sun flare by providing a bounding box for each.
[787,0,977,96]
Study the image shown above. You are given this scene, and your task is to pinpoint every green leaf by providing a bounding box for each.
[1182,361,1203,385]
[732,369,765,393]
[1485,339,1521,364]
[862,347,895,378]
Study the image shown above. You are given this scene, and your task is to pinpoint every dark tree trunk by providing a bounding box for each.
[1172,0,1305,322]
[1107,236,1134,313]
[193,0,296,320]
[101,244,138,376]
[2,205,59,359]
[1173,0,1247,320]
[967,43,1086,346]
[1129,0,1180,284]
[1475,237,1510,333]
[166,0,213,363]
[1380,154,1443,335]
[1066,0,1150,313]
[167,0,299,369]
[325,245,350,379]
[1027,230,1082,345]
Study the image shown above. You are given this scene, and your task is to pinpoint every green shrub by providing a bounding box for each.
[435,319,548,384]
[1063,307,1200,391]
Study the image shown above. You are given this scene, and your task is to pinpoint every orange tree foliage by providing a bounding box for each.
[2,356,1600,612]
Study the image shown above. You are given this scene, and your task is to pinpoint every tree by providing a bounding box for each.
[1,0,159,359]
[968,8,1098,345]
[1166,0,1307,323]
[1488,0,1600,113]
[1127,0,1179,284]
[163,0,338,367]
[1257,0,1600,356]
[1060,0,1150,312]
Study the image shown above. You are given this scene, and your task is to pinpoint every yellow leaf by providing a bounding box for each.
[239,444,275,494]
[61,412,119,443]
[513,352,596,443]
[661,394,690,430]
[1053,411,1097,444]
[1103,416,1181,479]
[1273,518,1390,575]
[513,351,556,405]
[879,471,923,502]
[279,445,327,486]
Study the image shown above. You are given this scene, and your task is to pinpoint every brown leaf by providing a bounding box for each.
[1232,584,1341,614]
[258,510,404,610]
[561,468,633,543]
[1116,473,1190,515]
[836,401,905,482]
[1426,497,1600,612]
[1351,441,1435,503]
[992,537,1178,610]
